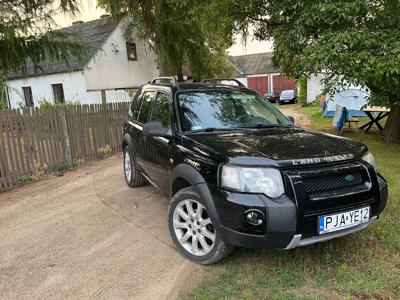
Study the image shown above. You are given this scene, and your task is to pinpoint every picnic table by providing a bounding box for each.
[359,106,390,133]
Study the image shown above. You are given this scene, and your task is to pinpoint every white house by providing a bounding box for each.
[5,16,159,108]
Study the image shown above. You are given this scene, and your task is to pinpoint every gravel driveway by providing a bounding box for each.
[0,155,203,300]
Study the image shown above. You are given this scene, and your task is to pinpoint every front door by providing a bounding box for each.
[130,90,156,177]
[141,91,172,194]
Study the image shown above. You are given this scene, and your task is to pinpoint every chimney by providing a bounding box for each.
[72,20,84,26]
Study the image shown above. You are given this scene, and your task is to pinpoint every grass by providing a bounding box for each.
[184,104,400,300]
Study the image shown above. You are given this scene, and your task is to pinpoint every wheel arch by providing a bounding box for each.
[122,133,133,151]
[170,163,206,195]
[122,133,140,169]
[170,163,221,226]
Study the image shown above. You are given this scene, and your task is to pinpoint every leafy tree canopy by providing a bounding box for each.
[98,0,235,80]
[0,0,88,76]
[225,0,400,143]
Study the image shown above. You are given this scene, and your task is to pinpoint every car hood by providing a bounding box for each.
[186,127,367,166]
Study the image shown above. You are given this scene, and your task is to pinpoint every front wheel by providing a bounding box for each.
[168,187,233,265]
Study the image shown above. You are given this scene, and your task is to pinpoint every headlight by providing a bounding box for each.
[362,152,377,170]
[220,164,284,198]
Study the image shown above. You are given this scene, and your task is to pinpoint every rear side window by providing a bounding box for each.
[137,91,156,123]
[151,92,170,127]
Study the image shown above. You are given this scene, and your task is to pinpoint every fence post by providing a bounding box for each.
[58,107,72,162]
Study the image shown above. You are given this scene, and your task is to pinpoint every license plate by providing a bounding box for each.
[318,206,370,234]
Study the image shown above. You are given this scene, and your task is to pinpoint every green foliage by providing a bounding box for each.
[0,81,8,110]
[127,89,138,98]
[0,98,7,110]
[38,99,54,108]
[98,0,234,80]
[227,0,400,142]
[227,1,400,101]
[0,0,88,76]
[17,175,33,185]
[55,162,74,173]
[298,76,307,105]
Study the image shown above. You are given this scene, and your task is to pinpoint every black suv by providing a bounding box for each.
[122,77,388,265]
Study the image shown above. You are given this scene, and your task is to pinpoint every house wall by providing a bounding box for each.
[307,73,325,103]
[6,71,132,108]
[84,23,159,90]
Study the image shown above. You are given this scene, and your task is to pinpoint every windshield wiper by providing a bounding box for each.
[186,127,238,133]
[239,124,291,129]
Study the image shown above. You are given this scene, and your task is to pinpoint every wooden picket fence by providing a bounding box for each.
[0,102,129,191]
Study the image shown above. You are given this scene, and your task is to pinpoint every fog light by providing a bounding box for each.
[245,209,265,226]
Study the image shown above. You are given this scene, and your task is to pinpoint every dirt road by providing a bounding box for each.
[0,155,203,300]
[279,105,312,128]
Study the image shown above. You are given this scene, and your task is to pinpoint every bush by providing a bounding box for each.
[17,175,33,185]
[0,98,8,110]
[38,99,54,108]
[55,162,74,173]
[97,145,113,159]
[298,76,308,105]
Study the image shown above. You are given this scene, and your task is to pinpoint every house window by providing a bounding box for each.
[126,41,137,61]
[22,86,34,107]
[52,84,65,103]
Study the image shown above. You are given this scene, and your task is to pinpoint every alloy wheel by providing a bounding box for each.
[172,199,216,256]
[124,151,132,182]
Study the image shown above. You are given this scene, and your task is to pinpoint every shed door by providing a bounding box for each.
[273,76,296,94]
[247,76,268,95]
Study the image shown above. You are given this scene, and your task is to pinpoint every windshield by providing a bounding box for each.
[177,90,292,132]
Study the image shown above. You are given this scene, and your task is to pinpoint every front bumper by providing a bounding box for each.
[208,172,388,250]
[284,216,377,249]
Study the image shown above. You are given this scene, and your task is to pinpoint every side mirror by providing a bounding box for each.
[143,122,171,137]
[287,116,295,124]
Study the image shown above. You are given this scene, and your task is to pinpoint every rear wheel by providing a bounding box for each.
[123,146,146,187]
[168,187,233,265]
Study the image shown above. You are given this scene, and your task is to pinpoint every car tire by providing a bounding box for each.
[123,146,146,187]
[168,187,233,265]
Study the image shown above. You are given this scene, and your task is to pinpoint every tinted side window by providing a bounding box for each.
[129,88,140,117]
[137,91,155,123]
[151,92,170,127]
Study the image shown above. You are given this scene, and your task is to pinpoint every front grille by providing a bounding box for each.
[283,161,377,239]
[303,172,363,193]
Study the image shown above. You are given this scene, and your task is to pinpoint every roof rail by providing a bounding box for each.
[202,78,245,87]
[151,77,179,87]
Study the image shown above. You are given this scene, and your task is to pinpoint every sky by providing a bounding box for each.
[53,0,273,56]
